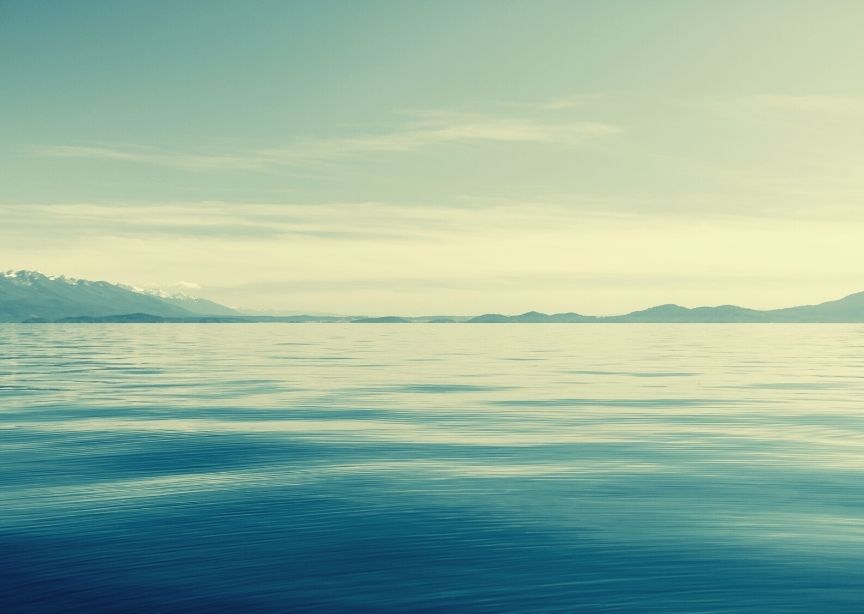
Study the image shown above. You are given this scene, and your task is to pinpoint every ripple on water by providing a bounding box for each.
[2,324,864,612]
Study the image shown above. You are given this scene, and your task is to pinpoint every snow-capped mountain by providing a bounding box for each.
[141,290,241,317]
[0,271,239,322]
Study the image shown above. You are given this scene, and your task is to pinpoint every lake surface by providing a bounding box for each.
[2,324,863,612]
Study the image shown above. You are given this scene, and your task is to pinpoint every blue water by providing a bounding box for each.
[2,324,863,612]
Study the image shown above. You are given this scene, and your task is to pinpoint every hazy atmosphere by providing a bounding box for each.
[6,4,864,612]
[3,0,864,314]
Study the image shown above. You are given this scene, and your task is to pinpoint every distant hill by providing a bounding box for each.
[604,304,769,323]
[0,271,239,322]
[469,292,864,323]
[469,311,596,323]
[766,291,864,322]
[144,292,241,317]
[46,313,248,324]
[7,270,864,323]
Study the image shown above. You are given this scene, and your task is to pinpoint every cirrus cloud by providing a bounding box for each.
[34,107,621,172]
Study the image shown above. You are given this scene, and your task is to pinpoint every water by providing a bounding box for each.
[2,324,863,612]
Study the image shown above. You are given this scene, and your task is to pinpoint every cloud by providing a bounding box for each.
[36,145,268,172]
[4,184,863,255]
[524,92,614,111]
[0,201,455,244]
[367,109,619,148]
[739,94,861,114]
[34,106,621,172]
[172,281,202,290]
[6,199,864,315]
[0,201,447,244]
[697,94,863,120]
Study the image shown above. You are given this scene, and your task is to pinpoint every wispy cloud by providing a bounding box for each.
[6,199,864,315]
[34,107,621,172]
[0,201,441,242]
[5,180,863,254]
[36,145,269,172]
[738,94,861,114]
[524,92,614,111]
[699,93,863,119]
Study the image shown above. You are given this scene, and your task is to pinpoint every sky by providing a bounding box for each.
[3,0,864,315]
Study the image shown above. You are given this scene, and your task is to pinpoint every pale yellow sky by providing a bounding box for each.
[4,2,864,314]
[3,201,864,314]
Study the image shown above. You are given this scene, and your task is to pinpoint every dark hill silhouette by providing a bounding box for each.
[468,291,864,323]
[8,270,864,323]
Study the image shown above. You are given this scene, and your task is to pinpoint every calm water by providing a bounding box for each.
[2,324,864,612]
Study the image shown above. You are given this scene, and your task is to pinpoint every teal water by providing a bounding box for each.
[2,324,863,612]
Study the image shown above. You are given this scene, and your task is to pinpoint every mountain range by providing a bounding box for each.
[466,292,864,322]
[0,271,240,322]
[5,270,864,323]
